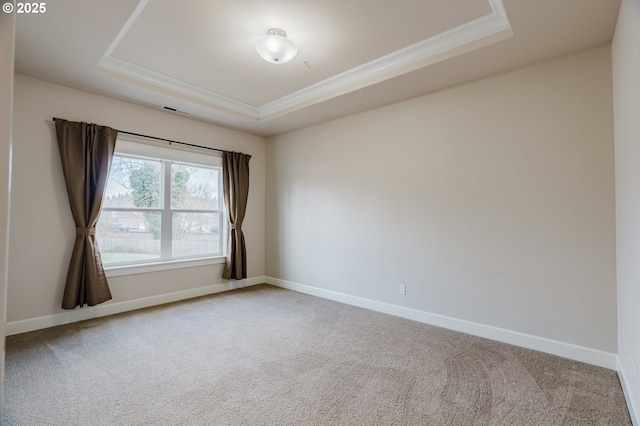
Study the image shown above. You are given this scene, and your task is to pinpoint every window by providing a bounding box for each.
[96,140,224,270]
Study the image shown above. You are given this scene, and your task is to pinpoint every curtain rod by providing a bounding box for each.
[52,117,225,154]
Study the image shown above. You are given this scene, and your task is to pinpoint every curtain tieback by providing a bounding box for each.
[229,224,240,231]
[76,227,96,236]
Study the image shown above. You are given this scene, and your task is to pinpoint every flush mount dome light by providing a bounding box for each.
[255,28,298,64]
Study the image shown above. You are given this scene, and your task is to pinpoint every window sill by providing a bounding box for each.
[105,256,226,278]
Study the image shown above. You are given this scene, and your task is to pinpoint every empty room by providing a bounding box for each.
[1,0,639,424]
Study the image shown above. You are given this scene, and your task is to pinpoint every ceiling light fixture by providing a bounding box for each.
[255,28,298,64]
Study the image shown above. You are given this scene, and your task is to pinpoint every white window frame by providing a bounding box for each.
[100,138,226,277]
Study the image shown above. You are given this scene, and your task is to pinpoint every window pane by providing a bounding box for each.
[171,164,219,210]
[97,211,161,264]
[172,212,220,257]
[104,156,161,209]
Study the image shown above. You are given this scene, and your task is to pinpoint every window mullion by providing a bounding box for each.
[102,208,163,213]
[170,209,218,214]
[160,161,172,259]
[218,168,225,255]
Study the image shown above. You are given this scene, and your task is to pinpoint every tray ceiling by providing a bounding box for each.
[96,0,509,121]
[14,0,621,136]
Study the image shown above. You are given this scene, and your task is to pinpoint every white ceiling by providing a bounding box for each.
[14,0,621,137]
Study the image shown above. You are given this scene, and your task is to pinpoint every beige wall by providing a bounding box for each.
[613,0,640,421]
[0,2,15,409]
[8,75,266,322]
[266,45,617,353]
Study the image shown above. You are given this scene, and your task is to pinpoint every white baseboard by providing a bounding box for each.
[5,276,266,336]
[265,276,617,370]
[618,359,640,426]
[6,275,619,371]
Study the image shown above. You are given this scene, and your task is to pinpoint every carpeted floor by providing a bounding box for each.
[2,284,632,425]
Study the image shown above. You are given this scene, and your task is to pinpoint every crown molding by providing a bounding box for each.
[258,0,511,121]
[94,55,260,120]
[94,0,511,123]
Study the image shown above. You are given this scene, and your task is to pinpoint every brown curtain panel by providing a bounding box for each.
[55,119,117,309]
[222,151,251,280]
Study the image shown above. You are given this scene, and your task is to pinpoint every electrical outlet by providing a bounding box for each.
[399,285,406,295]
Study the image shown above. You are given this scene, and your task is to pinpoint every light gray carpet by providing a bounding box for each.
[2,284,631,425]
